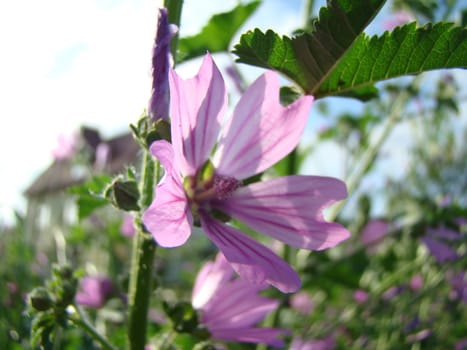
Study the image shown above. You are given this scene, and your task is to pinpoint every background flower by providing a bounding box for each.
[192,253,288,347]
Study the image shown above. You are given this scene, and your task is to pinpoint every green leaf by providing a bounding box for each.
[317,22,467,98]
[177,0,261,63]
[233,0,467,100]
[68,174,111,220]
[233,0,385,96]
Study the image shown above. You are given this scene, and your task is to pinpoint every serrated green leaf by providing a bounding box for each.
[233,0,385,92]
[317,22,467,97]
[233,0,467,100]
[177,0,261,63]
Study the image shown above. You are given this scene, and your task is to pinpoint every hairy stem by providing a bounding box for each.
[327,89,410,221]
[126,150,158,350]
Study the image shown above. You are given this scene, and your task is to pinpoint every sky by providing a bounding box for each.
[0,0,303,224]
[0,0,465,225]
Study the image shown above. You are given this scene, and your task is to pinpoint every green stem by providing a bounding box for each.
[70,305,117,350]
[302,0,315,30]
[126,151,158,350]
[164,0,184,63]
[327,90,410,222]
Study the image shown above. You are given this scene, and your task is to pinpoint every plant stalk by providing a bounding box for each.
[126,150,157,350]
[71,305,118,350]
[164,0,184,63]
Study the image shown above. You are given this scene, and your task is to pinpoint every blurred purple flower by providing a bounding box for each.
[225,65,246,94]
[361,219,389,251]
[427,226,461,241]
[383,10,414,31]
[142,53,349,293]
[382,286,404,300]
[410,274,423,291]
[94,143,111,171]
[353,289,369,304]
[192,253,288,347]
[52,132,78,161]
[406,329,431,343]
[290,291,314,315]
[148,8,177,122]
[450,271,467,303]
[76,276,114,308]
[456,338,467,350]
[437,195,452,208]
[455,217,467,227]
[290,336,336,350]
[121,214,136,237]
[422,237,458,263]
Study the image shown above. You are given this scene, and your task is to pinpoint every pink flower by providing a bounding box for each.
[52,132,78,161]
[75,276,114,308]
[192,253,288,347]
[410,274,423,291]
[142,54,349,292]
[361,219,389,247]
[383,10,415,31]
[290,291,314,315]
[353,289,369,304]
[290,336,336,350]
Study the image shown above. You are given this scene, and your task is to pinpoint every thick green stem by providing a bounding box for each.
[164,0,184,63]
[126,151,158,350]
[70,305,117,350]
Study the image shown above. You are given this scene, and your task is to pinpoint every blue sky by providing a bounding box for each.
[0,0,465,224]
[0,0,303,224]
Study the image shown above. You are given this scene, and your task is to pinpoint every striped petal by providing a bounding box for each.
[213,71,313,179]
[142,140,193,247]
[200,213,301,293]
[169,53,227,176]
[214,175,349,250]
[202,278,278,329]
[210,328,287,347]
[192,253,233,309]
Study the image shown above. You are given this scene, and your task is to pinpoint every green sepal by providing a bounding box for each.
[29,287,54,312]
[146,119,172,147]
[163,301,200,334]
[104,178,140,211]
[198,160,215,186]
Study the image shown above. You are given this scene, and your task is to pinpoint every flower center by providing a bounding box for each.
[183,161,241,221]
[191,174,240,203]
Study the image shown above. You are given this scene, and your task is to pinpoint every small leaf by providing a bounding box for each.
[68,175,112,220]
[177,0,261,62]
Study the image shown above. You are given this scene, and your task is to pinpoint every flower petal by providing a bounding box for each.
[422,237,458,263]
[213,71,313,179]
[214,175,350,250]
[142,141,193,247]
[199,213,301,293]
[169,53,227,175]
[210,328,287,347]
[202,278,278,329]
[192,253,233,309]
